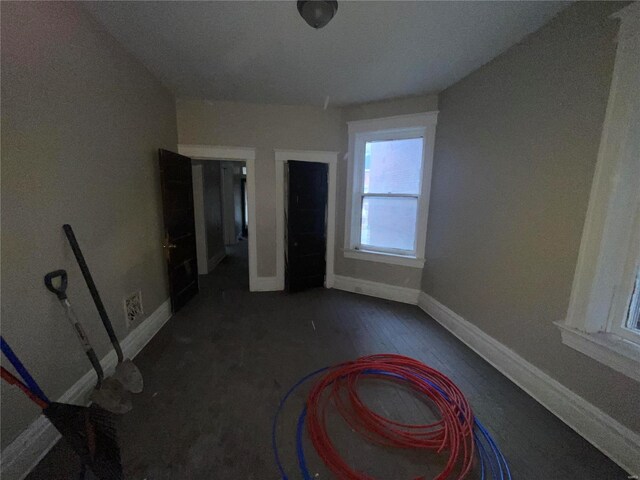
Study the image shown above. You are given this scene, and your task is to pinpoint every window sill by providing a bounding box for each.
[555,322,640,382]
[343,249,425,268]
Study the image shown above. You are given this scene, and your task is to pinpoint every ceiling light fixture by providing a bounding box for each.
[297,1,338,29]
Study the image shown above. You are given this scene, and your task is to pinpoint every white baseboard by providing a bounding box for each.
[0,299,172,480]
[207,249,226,273]
[333,275,420,305]
[418,291,640,475]
[250,276,280,292]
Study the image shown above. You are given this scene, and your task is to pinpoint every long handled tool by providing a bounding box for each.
[45,270,132,414]
[63,224,143,393]
[1,336,124,480]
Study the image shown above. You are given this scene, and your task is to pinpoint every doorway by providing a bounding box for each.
[275,149,338,291]
[192,159,248,283]
[178,145,262,291]
[220,161,246,247]
[285,161,328,292]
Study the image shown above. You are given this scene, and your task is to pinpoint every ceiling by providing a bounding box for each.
[85,1,568,107]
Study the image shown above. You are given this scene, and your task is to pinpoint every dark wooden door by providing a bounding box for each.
[159,149,199,313]
[241,178,248,238]
[286,161,328,292]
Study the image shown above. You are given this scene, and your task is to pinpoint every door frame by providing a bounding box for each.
[178,145,261,291]
[275,149,338,290]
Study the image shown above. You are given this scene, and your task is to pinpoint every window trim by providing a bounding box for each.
[344,112,438,267]
[557,3,640,381]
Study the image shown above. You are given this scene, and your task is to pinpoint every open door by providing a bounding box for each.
[159,149,199,313]
[286,161,328,292]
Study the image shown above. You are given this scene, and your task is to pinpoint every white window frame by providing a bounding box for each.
[344,112,438,268]
[556,3,640,382]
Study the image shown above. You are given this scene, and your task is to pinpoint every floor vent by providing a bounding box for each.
[124,291,144,328]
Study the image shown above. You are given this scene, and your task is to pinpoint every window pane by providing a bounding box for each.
[627,269,640,331]
[361,196,418,251]
[364,138,423,194]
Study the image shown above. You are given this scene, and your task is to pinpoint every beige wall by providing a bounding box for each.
[176,99,343,276]
[177,95,438,286]
[336,95,439,288]
[422,1,639,431]
[1,1,177,448]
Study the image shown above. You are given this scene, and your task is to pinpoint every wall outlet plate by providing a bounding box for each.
[124,290,144,329]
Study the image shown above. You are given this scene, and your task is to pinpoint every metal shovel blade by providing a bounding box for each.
[90,378,132,414]
[113,359,143,394]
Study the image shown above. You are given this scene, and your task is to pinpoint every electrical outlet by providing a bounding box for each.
[124,291,143,329]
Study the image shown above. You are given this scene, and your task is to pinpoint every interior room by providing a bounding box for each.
[1,1,638,479]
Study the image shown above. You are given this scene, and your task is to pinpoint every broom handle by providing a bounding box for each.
[63,224,124,362]
[1,336,50,404]
[1,367,49,409]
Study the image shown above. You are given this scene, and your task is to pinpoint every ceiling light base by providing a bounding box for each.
[297,1,338,29]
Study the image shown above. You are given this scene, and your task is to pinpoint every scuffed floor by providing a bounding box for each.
[26,239,627,479]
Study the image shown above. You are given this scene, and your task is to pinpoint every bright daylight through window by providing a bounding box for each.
[360,138,423,253]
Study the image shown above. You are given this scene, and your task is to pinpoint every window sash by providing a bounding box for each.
[626,270,640,331]
[356,193,419,255]
[352,133,425,256]
[345,112,438,264]
[610,260,640,342]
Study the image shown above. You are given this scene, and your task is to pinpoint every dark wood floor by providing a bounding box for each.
[28,240,627,479]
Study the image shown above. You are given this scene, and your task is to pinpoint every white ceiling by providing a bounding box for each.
[85,1,568,107]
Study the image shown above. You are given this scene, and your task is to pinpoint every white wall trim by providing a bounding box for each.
[1,299,172,480]
[207,249,227,273]
[555,323,640,382]
[343,248,425,268]
[347,111,439,132]
[418,292,640,475]
[275,149,339,290]
[178,144,272,291]
[333,275,420,305]
[559,3,640,376]
[178,144,256,163]
[563,3,640,335]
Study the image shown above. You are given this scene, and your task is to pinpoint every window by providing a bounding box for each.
[626,270,640,332]
[608,240,640,343]
[344,112,437,267]
[558,2,640,382]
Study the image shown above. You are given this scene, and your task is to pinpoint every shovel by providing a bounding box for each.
[1,336,124,480]
[45,270,132,414]
[63,224,143,393]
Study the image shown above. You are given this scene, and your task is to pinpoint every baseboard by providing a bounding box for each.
[0,299,172,480]
[417,291,640,475]
[250,276,280,292]
[332,275,420,305]
[207,249,226,273]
